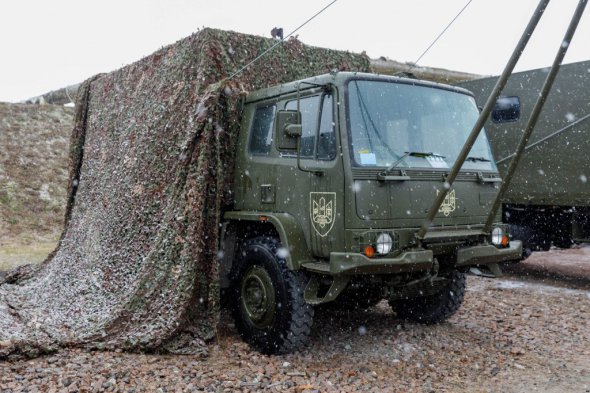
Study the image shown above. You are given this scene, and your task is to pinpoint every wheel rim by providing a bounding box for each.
[240,265,276,329]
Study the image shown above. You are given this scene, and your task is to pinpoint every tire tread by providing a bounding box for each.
[389,270,466,325]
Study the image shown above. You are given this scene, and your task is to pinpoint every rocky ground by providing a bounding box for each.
[1,246,588,392]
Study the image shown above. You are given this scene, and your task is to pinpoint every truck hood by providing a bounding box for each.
[353,168,499,224]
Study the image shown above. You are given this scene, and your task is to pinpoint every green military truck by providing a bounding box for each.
[219,71,522,354]
[459,61,590,255]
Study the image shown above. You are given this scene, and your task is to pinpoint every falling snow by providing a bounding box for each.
[565,112,577,122]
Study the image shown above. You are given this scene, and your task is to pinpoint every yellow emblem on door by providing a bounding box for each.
[310,192,336,237]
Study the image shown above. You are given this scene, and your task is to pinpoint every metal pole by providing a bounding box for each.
[484,0,588,232]
[416,0,551,239]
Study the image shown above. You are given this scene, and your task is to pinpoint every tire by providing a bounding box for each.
[388,270,466,325]
[551,209,573,249]
[552,225,573,249]
[553,237,573,249]
[231,236,314,354]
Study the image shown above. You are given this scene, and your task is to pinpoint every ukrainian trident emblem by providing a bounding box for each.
[437,189,457,216]
[310,192,336,237]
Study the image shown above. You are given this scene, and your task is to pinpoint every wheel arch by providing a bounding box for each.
[222,211,312,273]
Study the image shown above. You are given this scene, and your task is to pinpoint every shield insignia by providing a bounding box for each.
[310,192,336,237]
[437,189,456,216]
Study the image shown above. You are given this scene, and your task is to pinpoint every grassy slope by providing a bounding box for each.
[0,102,73,267]
[0,242,57,270]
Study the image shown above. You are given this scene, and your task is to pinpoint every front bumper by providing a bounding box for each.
[327,250,434,275]
[303,240,522,276]
[456,240,522,266]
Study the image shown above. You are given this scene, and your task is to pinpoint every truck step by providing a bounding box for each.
[301,262,331,274]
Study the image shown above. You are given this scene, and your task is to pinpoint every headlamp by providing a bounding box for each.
[375,233,394,255]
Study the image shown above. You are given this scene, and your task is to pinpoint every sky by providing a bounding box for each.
[0,0,588,102]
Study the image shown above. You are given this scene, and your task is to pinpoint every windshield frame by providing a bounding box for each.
[344,75,497,172]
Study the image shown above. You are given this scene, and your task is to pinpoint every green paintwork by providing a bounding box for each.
[224,71,522,303]
[456,242,523,266]
[223,211,312,270]
[458,61,590,207]
[304,275,350,305]
[421,228,487,242]
[305,249,433,275]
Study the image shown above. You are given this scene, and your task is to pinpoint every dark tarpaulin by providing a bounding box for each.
[0,28,370,358]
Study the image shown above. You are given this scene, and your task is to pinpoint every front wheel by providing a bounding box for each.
[388,270,466,324]
[231,237,314,354]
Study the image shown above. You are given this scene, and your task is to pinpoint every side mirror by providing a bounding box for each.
[285,123,302,137]
[276,110,302,150]
[492,96,520,123]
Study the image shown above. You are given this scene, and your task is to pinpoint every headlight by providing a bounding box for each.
[491,227,509,247]
[375,233,393,255]
[491,227,503,245]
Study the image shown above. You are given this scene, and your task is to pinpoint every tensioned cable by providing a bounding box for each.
[228,0,339,80]
[409,0,473,70]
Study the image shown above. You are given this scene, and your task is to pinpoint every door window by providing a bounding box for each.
[249,105,276,155]
[286,96,320,157]
[285,93,335,160]
[317,95,335,160]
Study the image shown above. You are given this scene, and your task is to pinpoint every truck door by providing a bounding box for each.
[285,92,344,258]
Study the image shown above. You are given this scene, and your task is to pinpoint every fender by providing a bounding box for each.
[223,211,313,270]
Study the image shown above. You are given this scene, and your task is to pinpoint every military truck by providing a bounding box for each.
[218,71,522,354]
[459,61,590,255]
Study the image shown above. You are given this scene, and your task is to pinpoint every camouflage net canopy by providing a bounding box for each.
[0,28,370,358]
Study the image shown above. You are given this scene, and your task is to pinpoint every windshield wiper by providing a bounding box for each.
[381,151,446,175]
[466,156,491,162]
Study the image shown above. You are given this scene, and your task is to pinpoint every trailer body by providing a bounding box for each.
[459,61,590,251]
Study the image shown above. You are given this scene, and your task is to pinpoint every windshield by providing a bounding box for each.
[347,80,497,171]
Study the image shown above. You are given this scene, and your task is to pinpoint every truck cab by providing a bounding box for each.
[220,72,522,354]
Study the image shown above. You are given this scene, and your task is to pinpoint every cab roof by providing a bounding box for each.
[244,71,475,104]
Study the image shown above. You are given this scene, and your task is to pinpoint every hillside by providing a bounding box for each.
[0,102,73,247]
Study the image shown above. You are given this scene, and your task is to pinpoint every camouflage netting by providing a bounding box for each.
[0,28,370,358]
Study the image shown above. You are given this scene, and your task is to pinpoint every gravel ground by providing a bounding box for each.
[503,244,590,288]
[1,250,589,393]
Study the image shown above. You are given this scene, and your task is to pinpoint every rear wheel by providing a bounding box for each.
[231,237,313,354]
[509,224,550,259]
[388,270,466,324]
[553,236,573,249]
[552,218,573,249]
